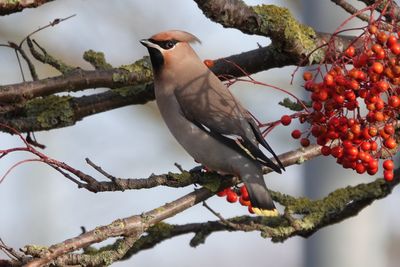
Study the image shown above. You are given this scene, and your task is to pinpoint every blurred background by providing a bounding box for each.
[0,0,399,266]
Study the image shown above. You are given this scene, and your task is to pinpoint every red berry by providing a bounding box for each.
[374,111,385,122]
[355,163,366,174]
[357,151,367,162]
[384,124,395,135]
[375,49,386,59]
[318,89,329,101]
[333,94,345,104]
[300,138,310,147]
[240,185,249,200]
[388,96,400,108]
[384,170,394,182]
[331,146,343,158]
[345,147,359,159]
[280,115,292,126]
[383,159,394,171]
[347,79,360,90]
[368,159,379,170]
[350,124,361,135]
[311,125,322,137]
[291,129,302,139]
[380,129,390,140]
[321,146,331,156]
[354,53,369,67]
[359,89,368,98]
[370,141,378,151]
[375,81,389,92]
[362,152,372,163]
[303,71,313,81]
[226,190,238,203]
[317,136,328,146]
[345,46,355,57]
[368,126,378,137]
[390,43,400,55]
[367,167,378,175]
[371,62,384,74]
[342,140,353,149]
[375,98,385,110]
[324,74,334,86]
[387,35,398,47]
[372,44,383,53]
[377,31,388,43]
[361,141,371,151]
[217,189,228,197]
[368,25,378,34]
[239,196,251,206]
[248,206,255,214]
[312,101,323,111]
[384,138,397,149]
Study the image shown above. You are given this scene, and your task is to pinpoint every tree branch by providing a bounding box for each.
[331,0,371,22]
[0,0,54,16]
[0,34,355,133]
[27,38,74,74]
[0,57,153,104]
[0,125,323,192]
[23,187,215,267]
[193,0,324,63]
[20,167,400,266]
[358,0,400,21]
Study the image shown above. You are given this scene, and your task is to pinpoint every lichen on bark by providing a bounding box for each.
[25,95,74,129]
[113,57,153,84]
[83,50,113,70]
[252,4,323,63]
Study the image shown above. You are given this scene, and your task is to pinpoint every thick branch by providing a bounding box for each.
[0,0,54,16]
[130,168,400,251]
[23,187,214,267]
[3,141,323,265]
[1,84,155,132]
[331,0,370,22]
[358,0,400,21]
[0,36,356,133]
[194,0,323,63]
[22,168,400,266]
[0,64,152,104]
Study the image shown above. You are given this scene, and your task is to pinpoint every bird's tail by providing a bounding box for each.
[240,163,278,217]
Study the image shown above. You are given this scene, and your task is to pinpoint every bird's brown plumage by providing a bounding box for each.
[150,30,201,44]
[141,30,284,216]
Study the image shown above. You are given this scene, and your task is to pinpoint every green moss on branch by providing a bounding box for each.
[83,50,113,70]
[25,95,74,130]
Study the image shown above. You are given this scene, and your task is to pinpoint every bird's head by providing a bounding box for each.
[140,30,201,74]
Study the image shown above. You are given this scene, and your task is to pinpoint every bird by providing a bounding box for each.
[140,30,285,216]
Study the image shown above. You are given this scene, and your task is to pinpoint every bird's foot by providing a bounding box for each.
[189,165,205,173]
[252,208,279,217]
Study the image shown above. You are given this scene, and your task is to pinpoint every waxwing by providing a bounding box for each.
[140,30,285,216]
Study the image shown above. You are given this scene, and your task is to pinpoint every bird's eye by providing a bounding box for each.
[165,40,175,49]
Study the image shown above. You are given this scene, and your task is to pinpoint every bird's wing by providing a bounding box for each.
[174,70,284,172]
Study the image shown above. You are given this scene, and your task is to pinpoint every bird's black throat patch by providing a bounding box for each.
[147,47,164,74]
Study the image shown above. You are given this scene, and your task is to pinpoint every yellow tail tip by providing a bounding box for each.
[252,207,279,217]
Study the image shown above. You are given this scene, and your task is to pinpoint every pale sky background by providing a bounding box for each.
[0,1,399,266]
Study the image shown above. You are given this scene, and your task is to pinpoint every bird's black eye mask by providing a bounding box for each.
[149,39,179,50]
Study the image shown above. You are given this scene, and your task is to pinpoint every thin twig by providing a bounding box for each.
[19,15,76,48]
[85,158,116,181]
[331,0,371,22]
[27,38,74,74]
[203,201,240,229]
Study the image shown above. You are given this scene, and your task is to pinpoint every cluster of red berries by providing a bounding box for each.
[216,185,255,214]
[280,21,399,181]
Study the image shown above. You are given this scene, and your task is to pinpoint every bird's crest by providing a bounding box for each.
[150,30,201,44]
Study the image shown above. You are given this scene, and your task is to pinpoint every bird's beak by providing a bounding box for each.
[140,39,153,48]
